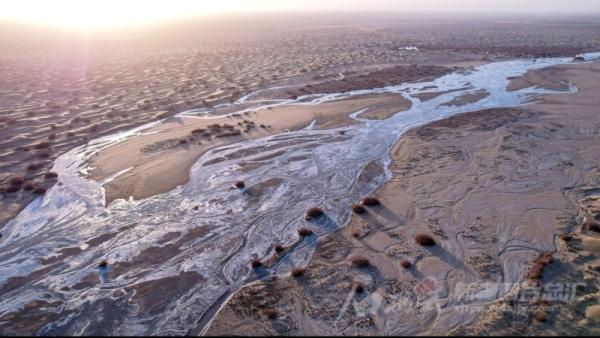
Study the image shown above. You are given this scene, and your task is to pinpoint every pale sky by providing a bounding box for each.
[1,0,599,29]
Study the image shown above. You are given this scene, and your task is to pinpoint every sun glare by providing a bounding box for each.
[0,0,247,30]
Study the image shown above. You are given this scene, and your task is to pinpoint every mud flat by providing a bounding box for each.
[203,61,600,335]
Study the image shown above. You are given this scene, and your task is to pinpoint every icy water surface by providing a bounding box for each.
[0,54,598,335]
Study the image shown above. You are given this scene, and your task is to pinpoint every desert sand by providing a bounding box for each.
[2,13,600,229]
[89,93,412,204]
[202,61,600,335]
[2,13,600,336]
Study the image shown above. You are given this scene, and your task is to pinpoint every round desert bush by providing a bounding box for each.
[9,177,25,186]
[6,185,20,193]
[44,172,58,180]
[415,234,436,246]
[584,222,600,233]
[304,207,324,220]
[559,234,572,242]
[297,227,313,237]
[534,310,547,322]
[351,204,366,214]
[355,284,364,293]
[400,260,412,269]
[98,260,108,268]
[263,308,277,320]
[350,255,370,268]
[274,244,284,253]
[26,163,40,171]
[536,253,553,266]
[34,141,50,149]
[32,186,47,194]
[528,253,553,280]
[361,196,381,206]
[351,229,361,238]
[250,258,263,269]
[234,181,245,189]
[291,267,305,278]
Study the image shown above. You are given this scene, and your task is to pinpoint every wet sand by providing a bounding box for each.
[203,61,600,335]
[440,89,490,107]
[89,93,411,204]
[507,65,573,92]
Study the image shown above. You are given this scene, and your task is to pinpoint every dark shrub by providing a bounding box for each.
[351,204,366,214]
[415,234,436,246]
[361,197,381,206]
[251,258,263,269]
[44,172,58,180]
[559,234,572,242]
[234,181,245,189]
[216,130,242,138]
[305,207,324,220]
[33,186,47,194]
[6,185,20,193]
[263,308,277,320]
[528,253,553,280]
[534,310,547,322]
[350,255,370,268]
[584,222,600,233]
[400,260,412,269]
[291,267,305,278]
[274,244,284,253]
[34,141,50,149]
[298,227,313,237]
[9,177,24,186]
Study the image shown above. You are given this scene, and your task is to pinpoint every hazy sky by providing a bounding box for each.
[1,0,599,29]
